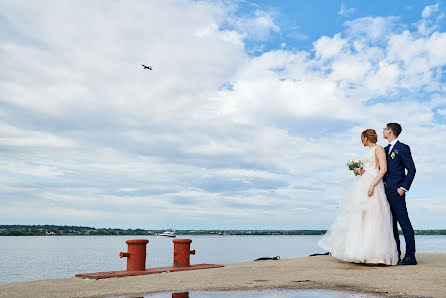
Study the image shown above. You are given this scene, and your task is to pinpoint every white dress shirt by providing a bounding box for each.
[388,138,398,154]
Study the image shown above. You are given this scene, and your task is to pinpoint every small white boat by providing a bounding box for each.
[159,229,176,237]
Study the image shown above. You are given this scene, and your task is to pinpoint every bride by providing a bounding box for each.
[318,129,398,265]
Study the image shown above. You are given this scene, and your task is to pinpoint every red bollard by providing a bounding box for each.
[120,239,149,271]
[172,292,189,298]
[173,239,195,267]
[76,237,223,279]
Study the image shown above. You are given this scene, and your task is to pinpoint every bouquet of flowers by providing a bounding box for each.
[347,159,363,176]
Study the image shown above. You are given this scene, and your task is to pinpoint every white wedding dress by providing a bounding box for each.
[318,146,398,265]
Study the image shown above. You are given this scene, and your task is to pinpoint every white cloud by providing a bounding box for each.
[418,3,442,35]
[338,3,355,17]
[344,16,398,40]
[313,34,347,60]
[421,3,440,18]
[0,122,76,148]
[0,1,446,229]
[0,160,65,178]
[231,10,280,41]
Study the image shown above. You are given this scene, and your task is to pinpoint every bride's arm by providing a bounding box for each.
[368,146,387,197]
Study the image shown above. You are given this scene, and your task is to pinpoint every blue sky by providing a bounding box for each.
[235,1,446,53]
[0,0,445,229]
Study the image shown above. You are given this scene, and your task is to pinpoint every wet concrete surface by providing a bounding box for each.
[112,289,395,298]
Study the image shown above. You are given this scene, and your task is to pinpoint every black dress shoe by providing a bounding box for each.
[399,256,417,265]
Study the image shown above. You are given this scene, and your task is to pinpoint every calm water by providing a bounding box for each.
[1,235,445,284]
[112,289,386,297]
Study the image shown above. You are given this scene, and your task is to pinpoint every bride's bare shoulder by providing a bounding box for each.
[375,145,385,153]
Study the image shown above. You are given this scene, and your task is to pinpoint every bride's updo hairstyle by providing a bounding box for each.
[361,129,377,143]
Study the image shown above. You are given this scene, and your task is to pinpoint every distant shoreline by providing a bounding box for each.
[1,225,445,236]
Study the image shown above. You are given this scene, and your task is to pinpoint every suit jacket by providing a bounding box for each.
[383,140,416,192]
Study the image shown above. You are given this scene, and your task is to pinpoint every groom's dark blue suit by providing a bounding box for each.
[384,140,416,258]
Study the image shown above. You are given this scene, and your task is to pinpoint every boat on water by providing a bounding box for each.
[159,229,176,237]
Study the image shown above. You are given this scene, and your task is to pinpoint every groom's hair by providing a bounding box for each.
[386,123,402,137]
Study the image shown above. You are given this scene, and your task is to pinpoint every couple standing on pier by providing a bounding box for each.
[318,123,417,266]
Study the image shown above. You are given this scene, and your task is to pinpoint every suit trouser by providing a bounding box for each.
[385,188,416,257]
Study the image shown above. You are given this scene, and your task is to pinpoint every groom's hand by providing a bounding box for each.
[397,188,406,196]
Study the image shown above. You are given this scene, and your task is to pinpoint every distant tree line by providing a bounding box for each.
[1,225,445,236]
[0,225,157,236]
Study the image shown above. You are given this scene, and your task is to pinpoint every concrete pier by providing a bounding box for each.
[0,253,445,298]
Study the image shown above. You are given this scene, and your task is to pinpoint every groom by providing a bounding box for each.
[382,123,417,265]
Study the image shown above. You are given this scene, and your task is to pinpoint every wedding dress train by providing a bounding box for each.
[318,146,398,265]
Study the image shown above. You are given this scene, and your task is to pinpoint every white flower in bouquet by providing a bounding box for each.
[347,159,363,176]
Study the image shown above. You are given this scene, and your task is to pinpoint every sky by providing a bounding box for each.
[0,0,445,230]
